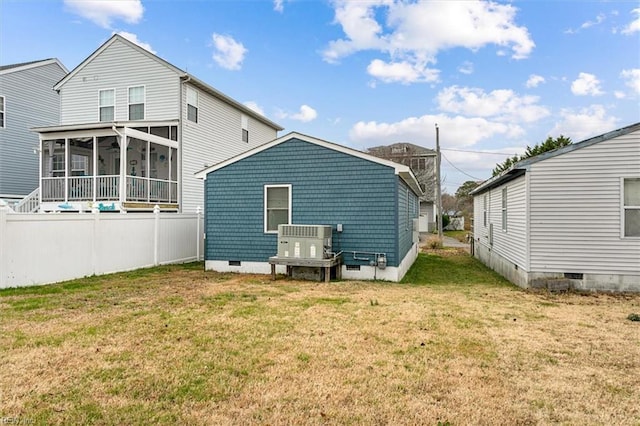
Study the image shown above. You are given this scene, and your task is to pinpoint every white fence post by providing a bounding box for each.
[92,207,100,275]
[0,204,8,288]
[154,205,160,266]
[196,206,201,262]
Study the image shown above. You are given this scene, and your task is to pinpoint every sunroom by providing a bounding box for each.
[33,121,179,212]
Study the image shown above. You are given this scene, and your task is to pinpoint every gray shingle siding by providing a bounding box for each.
[205,138,417,267]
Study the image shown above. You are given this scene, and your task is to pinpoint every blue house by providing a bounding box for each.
[195,132,422,282]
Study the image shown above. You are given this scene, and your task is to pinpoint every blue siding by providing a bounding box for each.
[398,179,419,262]
[205,138,416,266]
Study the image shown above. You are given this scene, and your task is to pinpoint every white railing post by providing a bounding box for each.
[196,206,201,261]
[154,204,160,266]
[0,203,8,288]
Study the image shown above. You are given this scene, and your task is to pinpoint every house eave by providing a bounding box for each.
[181,74,284,132]
[32,119,180,134]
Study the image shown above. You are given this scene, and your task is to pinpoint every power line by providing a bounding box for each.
[441,151,483,181]
[442,147,516,156]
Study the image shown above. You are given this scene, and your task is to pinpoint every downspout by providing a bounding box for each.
[179,74,190,213]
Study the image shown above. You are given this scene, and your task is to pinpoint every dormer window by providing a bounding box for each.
[99,89,115,122]
[187,87,198,123]
[128,86,145,120]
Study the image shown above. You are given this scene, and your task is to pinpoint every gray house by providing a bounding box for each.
[471,122,640,292]
[0,59,68,203]
[195,132,422,282]
[31,34,282,213]
[367,142,437,231]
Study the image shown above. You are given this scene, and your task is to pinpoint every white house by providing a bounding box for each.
[30,34,282,213]
[0,59,68,204]
[472,122,640,292]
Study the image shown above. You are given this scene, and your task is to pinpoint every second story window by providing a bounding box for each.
[241,114,248,143]
[99,89,115,122]
[128,86,145,120]
[187,87,198,123]
[0,96,5,128]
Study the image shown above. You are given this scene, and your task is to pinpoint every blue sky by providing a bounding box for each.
[1,0,639,192]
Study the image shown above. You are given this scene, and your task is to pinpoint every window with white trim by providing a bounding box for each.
[623,178,640,237]
[264,184,291,233]
[187,87,198,123]
[241,114,249,143]
[501,187,507,231]
[483,194,487,227]
[0,96,5,128]
[128,86,145,120]
[71,154,89,176]
[52,153,65,177]
[99,89,115,121]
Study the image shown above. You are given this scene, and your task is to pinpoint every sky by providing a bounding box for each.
[1,0,639,193]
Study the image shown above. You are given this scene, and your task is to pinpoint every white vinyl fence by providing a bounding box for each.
[0,205,204,288]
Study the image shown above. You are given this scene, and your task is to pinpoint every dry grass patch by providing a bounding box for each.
[1,257,639,425]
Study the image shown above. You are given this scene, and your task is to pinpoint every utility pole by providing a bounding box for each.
[435,124,443,240]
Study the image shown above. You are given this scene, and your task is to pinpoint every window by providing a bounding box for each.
[0,96,5,128]
[187,87,198,123]
[128,86,145,120]
[623,178,640,237]
[71,154,89,176]
[99,89,115,121]
[264,185,291,233]
[52,153,65,177]
[501,187,507,231]
[241,114,249,143]
[483,194,487,226]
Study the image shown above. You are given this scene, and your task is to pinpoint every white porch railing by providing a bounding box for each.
[41,175,177,204]
[68,176,93,200]
[13,188,40,213]
[96,176,120,200]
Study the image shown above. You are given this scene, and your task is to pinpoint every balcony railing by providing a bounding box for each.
[41,175,177,204]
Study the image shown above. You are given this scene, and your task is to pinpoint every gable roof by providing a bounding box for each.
[471,121,640,195]
[53,34,283,131]
[195,131,423,196]
[367,142,436,157]
[0,58,68,75]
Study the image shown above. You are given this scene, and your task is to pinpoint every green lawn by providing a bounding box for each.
[1,253,638,425]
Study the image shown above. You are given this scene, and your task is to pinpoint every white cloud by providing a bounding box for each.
[367,59,439,84]
[525,74,545,88]
[273,0,292,13]
[243,101,265,116]
[621,68,640,94]
[276,105,318,122]
[322,0,534,84]
[436,86,550,123]
[115,31,155,54]
[458,61,474,75]
[64,0,143,29]
[622,8,640,34]
[571,72,604,96]
[349,114,524,148]
[550,105,618,141]
[211,34,247,70]
[565,12,606,34]
[614,91,626,99]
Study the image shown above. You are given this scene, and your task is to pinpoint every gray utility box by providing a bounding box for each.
[277,224,333,260]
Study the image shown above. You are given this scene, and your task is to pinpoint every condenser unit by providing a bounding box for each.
[277,224,333,260]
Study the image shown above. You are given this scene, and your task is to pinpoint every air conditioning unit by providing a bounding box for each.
[277,224,333,260]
